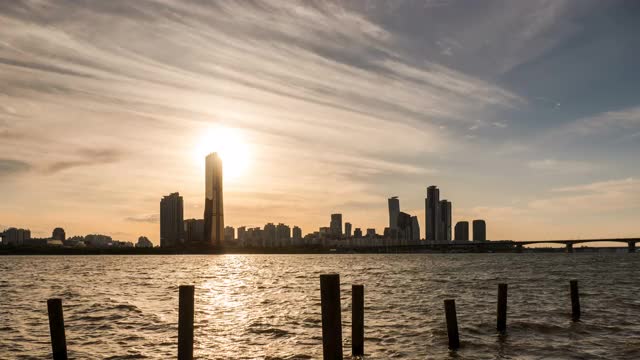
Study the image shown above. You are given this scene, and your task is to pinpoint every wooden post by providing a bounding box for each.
[570,280,580,321]
[47,298,68,360]
[352,284,364,357]
[497,283,508,333]
[320,274,343,360]
[178,285,195,360]
[444,299,460,350]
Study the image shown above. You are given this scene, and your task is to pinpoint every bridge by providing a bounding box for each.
[515,238,639,253]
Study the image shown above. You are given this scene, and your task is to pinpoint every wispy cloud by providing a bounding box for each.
[527,158,595,173]
[0,159,31,177]
[44,148,125,174]
[125,213,160,223]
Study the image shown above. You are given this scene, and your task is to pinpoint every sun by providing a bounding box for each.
[194,127,251,180]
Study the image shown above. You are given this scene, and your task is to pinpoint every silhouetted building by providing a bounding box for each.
[136,236,153,248]
[184,219,205,244]
[204,152,224,247]
[366,228,376,237]
[454,221,469,242]
[237,226,247,242]
[85,234,113,247]
[160,192,184,248]
[224,226,235,243]
[425,186,440,242]
[388,196,400,230]
[354,228,363,238]
[397,212,413,241]
[344,222,352,237]
[473,220,486,242]
[292,226,302,241]
[440,200,452,241]
[276,223,291,246]
[3,228,31,246]
[330,214,342,237]
[264,223,276,247]
[411,216,420,241]
[52,227,66,241]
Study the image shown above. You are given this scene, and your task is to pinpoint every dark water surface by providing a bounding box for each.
[1,253,639,359]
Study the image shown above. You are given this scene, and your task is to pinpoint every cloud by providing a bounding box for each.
[44,148,125,174]
[563,106,640,136]
[530,178,640,212]
[527,158,595,173]
[0,159,31,177]
[125,214,160,223]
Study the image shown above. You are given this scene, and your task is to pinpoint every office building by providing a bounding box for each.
[345,222,352,237]
[184,218,205,244]
[204,152,224,247]
[440,200,452,241]
[411,216,420,241]
[330,214,342,238]
[354,228,363,238]
[425,186,440,242]
[397,211,413,241]
[160,192,184,247]
[388,196,400,230]
[52,228,66,241]
[473,220,487,242]
[454,221,469,242]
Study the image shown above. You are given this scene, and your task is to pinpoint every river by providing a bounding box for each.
[1,253,638,359]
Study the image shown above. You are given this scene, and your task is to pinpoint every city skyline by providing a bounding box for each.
[1,1,640,244]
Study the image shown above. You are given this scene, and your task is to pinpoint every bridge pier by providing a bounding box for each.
[629,241,636,253]
[565,243,574,253]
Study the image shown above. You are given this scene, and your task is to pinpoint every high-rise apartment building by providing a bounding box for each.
[160,192,184,248]
[292,226,302,241]
[454,221,469,241]
[224,226,235,243]
[276,223,291,246]
[354,228,363,238]
[473,220,487,242]
[184,218,205,244]
[440,200,452,241]
[411,216,420,241]
[330,214,342,238]
[204,152,224,247]
[425,186,440,242]
[237,226,247,243]
[263,223,276,247]
[388,196,400,230]
[345,222,352,237]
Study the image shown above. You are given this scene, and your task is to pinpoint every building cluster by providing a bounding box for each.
[424,185,486,243]
[0,227,146,248]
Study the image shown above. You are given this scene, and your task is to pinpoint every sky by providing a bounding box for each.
[1,0,639,244]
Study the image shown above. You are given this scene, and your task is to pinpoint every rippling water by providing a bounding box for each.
[1,253,639,359]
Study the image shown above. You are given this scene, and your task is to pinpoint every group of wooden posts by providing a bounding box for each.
[319,274,582,359]
[45,277,582,360]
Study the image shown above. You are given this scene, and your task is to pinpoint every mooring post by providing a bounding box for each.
[320,274,343,360]
[352,284,364,357]
[570,280,580,322]
[47,298,68,360]
[497,283,508,333]
[444,299,460,350]
[178,285,195,360]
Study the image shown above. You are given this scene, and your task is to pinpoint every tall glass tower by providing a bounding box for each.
[204,153,224,247]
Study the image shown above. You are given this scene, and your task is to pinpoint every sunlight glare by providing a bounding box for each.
[194,127,251,180]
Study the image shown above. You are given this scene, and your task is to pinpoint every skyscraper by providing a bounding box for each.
[440,200,452,241]
[388,196,400,230]
[425,186,440,242]
[411,216,420,241]
[204,153,224,247]
[330,213,342,238]
[473,220,487,242]
[160,192,184,248]
[454,221,469,242]
[345,222,352,237]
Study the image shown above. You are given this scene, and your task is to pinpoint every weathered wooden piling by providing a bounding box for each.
[320,274,343,360]
[444,299,460,350]
[497,283,508,333]
[570,280,580,322]
[352,284,364,357]
[178,285,195,360]
[47,298,68,360]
